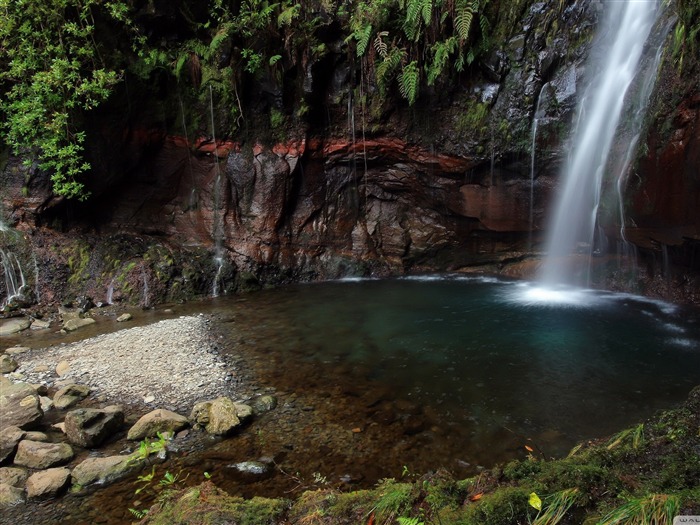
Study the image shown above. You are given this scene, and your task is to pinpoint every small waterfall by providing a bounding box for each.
[106,278,115,305]
[528,94,544,251]
[540,0,661,287]
[210,85,225,297]
[1,248,26,308]
[141,268,150,308]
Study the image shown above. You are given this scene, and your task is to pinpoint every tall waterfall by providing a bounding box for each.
[539,0,661,287]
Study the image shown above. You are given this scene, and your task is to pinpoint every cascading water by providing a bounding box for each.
[210,85,225,297]
[1,248,26,308]
[539,0,661,287]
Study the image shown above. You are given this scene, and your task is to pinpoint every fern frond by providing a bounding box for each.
[376,47,405,96]
[427,37,457,84]
[278,4,300,27]
[404,0,422,40]
[355,23,373,56]
[399,61,420,105]
[454,0,474,42]
[374,31,389,59]
[421,0,433,26]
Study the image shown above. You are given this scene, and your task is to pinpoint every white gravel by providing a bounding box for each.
[12,315,233,412]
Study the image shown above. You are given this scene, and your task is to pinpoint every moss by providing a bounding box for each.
[460,486,534,525]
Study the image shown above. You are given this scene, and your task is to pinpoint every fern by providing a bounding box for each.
[454,0,475,42]
[277,4,300,27]
[421,0,433,26]
[376,47,405,96]
[404,0,423,40]
[427,37,457,85]
[399,60,419,105]
[374,31,389,59]
[355,23,373,56]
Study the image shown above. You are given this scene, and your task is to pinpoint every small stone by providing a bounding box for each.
[352,427,363,433]
[33,365,50,373]
[52,423,66,433]
[26,467,71,499]
[4,347,30,355]
[116,313,132,323]
[143,394,155,404]
[23,431,49,442]
[250,395,278,415]
[0,355,18,374]
[55,361,71,377]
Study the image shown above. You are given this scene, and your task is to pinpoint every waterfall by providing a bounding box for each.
[539,0,661,287]
[1,248,26,308]
[210,85,225,297]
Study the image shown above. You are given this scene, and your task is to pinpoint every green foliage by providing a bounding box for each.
[348,0,491,105]
[597,493,680,525]
[0,0,135,199]
[672,0,700,72]
[371,479,415,522]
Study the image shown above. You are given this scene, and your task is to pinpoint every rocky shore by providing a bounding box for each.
[7,315,234,412]
[0,313,278,521]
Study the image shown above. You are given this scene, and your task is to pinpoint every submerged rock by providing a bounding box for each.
[63,317,96,332]
[190,397,253,436]
[71,453,146,488]
[0,319,31,336]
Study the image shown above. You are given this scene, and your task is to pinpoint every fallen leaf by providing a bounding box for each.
[469,492,484,501]
[524,445,534,452]
[529,491,542,511]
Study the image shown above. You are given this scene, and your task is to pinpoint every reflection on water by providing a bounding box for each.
[4,275,700,524]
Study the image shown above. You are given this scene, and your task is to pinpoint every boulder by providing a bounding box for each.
[0,355,18,374]
[64,406,124,448]
[190,397,253,436]
[71,453,146,487]
[0,467,28,487]
[53,384,91,409]
[0,482,24,506]
[127,409,189,441]
[0,426,25,464]
[25,467,71,499]
[23,431,49,442]
[63,317,96,332]
[13,440,74,469]
[4,347,30,355]
[30,319,51,330]
[116,313,132,322]
[0,382,43,430]
[0,318,31,336]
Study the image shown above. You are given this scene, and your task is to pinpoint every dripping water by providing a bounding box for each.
[210,85,225,297]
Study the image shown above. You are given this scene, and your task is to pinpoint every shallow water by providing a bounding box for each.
[5,275,700,524]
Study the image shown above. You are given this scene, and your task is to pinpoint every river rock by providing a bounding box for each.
[55,361,71,376]
[226,460,273,482]
[13,440,74,469]
[190,397,253,436]
[0,482,24,506]
[127,409,189,440]
[250,395,278,415]
[0,382,43,430]
[23,431,49,442]
[30,319,51,330]
[0,467,28,487]
[0,426,25,464]
[53,383,91,409]
[64,405,124,448]
[25,467,71,499]
[71,452,146,487]
[4,347,30,355]
[0,355,18,374]
[63,317,95,332]
[0,318,31,336]
[116,313,132,322]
